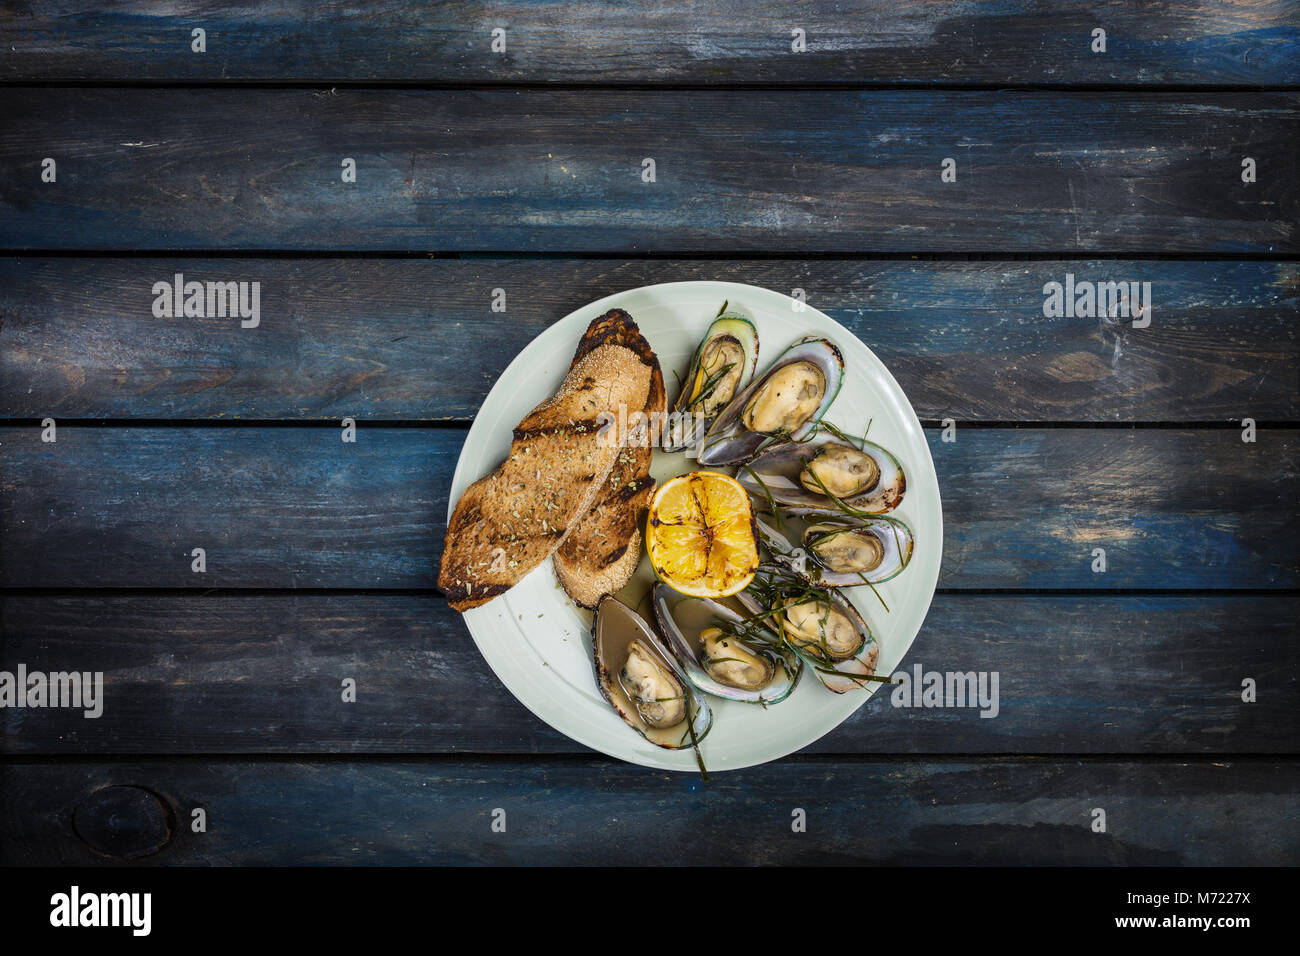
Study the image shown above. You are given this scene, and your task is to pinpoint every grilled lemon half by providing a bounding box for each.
[646,471,759,598]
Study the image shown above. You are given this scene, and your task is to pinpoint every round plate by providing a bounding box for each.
[448,281,942,771]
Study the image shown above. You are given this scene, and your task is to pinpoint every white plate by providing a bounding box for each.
[448,281,942,771]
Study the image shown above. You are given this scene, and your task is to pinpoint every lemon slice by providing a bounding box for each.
[646,471,759,598]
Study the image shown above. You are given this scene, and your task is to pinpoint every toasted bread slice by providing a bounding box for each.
[438,333,652,612]
[553,309,665,608]
[553,476,655,608]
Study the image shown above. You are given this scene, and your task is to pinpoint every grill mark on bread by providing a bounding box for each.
[614,475,655,504]
[454,582,509,602]
[511,418,604,443]
[601,544,630,565]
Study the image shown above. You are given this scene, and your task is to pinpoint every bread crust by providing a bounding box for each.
[553,309,665,608]
[438,325,653,612]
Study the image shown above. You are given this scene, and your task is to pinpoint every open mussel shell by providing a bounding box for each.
[738,426,906,513]
[662,312,760,453]
[697,336,845,466]
[755,508,914,587]
[651,583,801,705]
[736,576,881,694]
[592,595,713,749]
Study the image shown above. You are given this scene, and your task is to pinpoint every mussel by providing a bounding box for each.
[801,444,879,497]
[781,596,865,662]
[593,596,713,748]
[737,425,906,513]
[736,573,881,694]
[698,337,844,466]
[651,583,800,705]
[754,508,914,587]
[663,310,759,453]
[805,523,885,573]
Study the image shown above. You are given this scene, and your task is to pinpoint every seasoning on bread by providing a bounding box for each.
[552,309,664,608]
[438,312,654,612]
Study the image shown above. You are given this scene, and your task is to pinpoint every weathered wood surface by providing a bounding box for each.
[3,757,1294,865]
[70,784,174,860]
[2,1,1297,86]
[1,4,1296,872]
[2,594,1294,755]
[1,90,1296,253]
[3,257,1296,423]
[1,426,1292,590]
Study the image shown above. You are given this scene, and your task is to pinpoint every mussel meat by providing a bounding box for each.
[651,584,801,705]
[754,509,914,587]
[698,337,844,466]
[741,361,826,435]
[664,311,759,453]
[699,626,774,691]
[804,523,885,574]
[735,573,881,694]
[593,595,713,748]
[799,443,881,498]
[780,597,865,662]
[621,639,688,728]
[738,426,906,513]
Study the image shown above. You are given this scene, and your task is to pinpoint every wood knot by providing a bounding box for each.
[72,785,175,860]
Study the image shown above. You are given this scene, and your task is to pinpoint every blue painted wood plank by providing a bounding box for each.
[2,258,1296,422]
[930,427,1298,589]
[2,1,1297,85]
[2,593,1294,754]
[3,757,1295,865]
[1,90,1295,252]
[0,426,1292,589]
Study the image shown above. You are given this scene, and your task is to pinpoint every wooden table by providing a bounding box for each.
[1,2,1297,866]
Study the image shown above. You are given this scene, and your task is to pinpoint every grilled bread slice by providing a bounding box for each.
[553,309,665,608]
[438,326,652,612]
[552,476,654,609]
